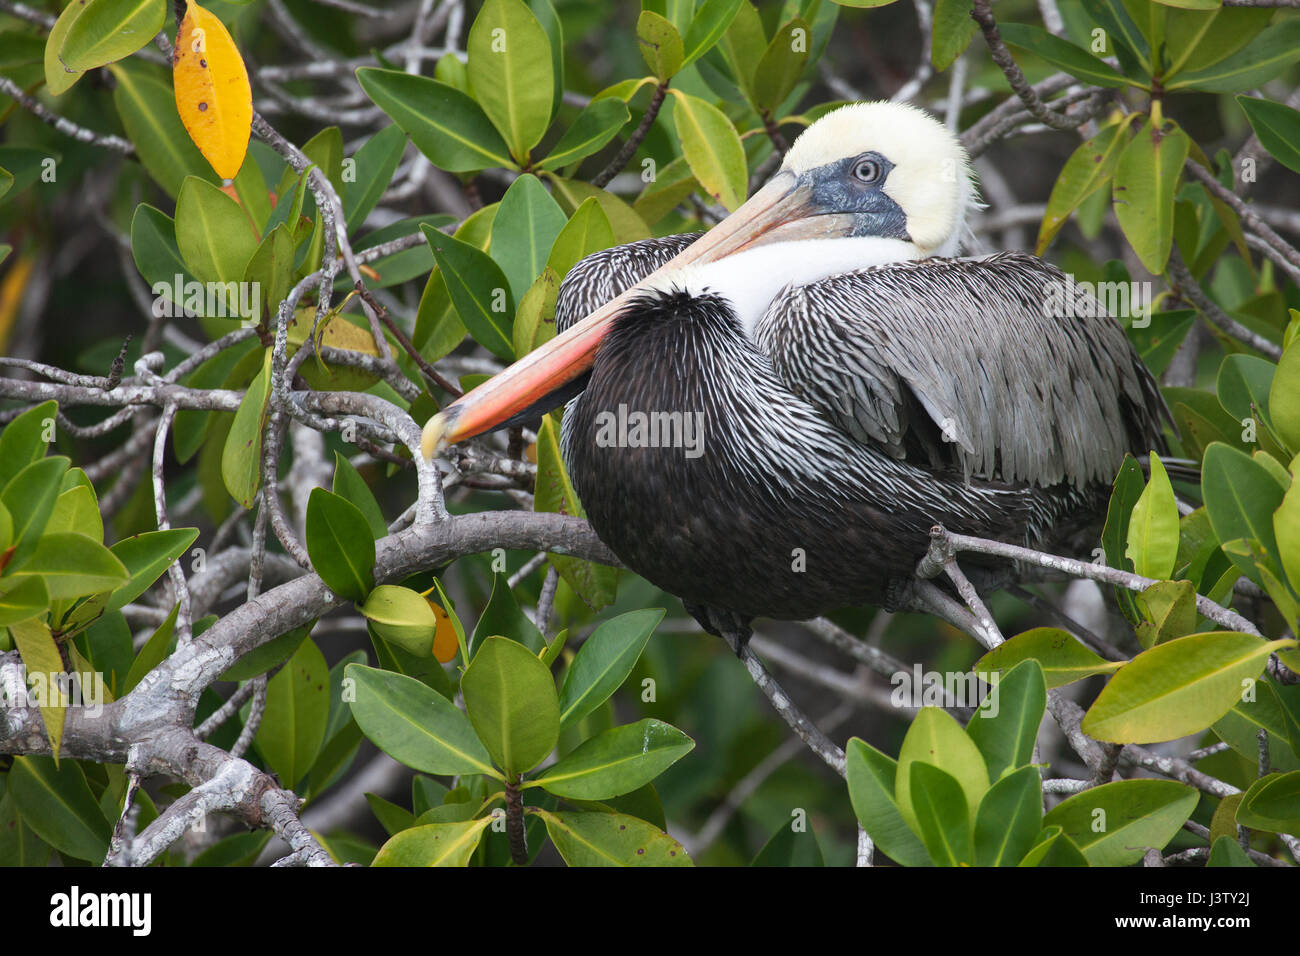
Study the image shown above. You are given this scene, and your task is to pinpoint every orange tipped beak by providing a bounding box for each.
[421,170,819,459]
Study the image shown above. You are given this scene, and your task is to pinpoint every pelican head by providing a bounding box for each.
[422,102,978,458]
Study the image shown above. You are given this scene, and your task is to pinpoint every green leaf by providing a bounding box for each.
[46,484,101,542]
[512,267,560,359]
[1037,118,1134,254]
[359,586,436,658]
[637,10,684,81]
[999,23,1129,88]
[537,99,631,172]
[174,176,258,284]
[467,0,554,163]
[241,224,294,327]
[0,400,56,488]
[6,756,110,862]
[1018,826,1089,866]
[1237,96,1300,177]
[966,659,1046,781]
[11,533,128,600]
[461,636,560,775]
[254,637,329,788]
[421,224,515,361]
[372,818,493,866]
[345,663,499,778]
[1202,441,1286,586]
[896,708,988,832]
[1270,340,1300,454]
[977,629,1123,686]
[682,0,743,68]
[844,737,932,867]
[533,719,693,799]
[58,0,165,72]
[130,205,196,309]
[751,818,824,866]
[1126,452,1179,580]
[1,455,68,571]
[1112,118,1189,274]
[534,413,620,608]
[973,766,1043,866]
[8,618,67,760]
[670,90,747,212]
[1081,632,1296,743]
[219,624,310,683]
[931,0,978,70]
[1135,579,1198,648]
[305,488,375,601]
[356,68,512,172]
[716,0,765,99]
[1208,835,1255,867]
[1168,20,1300,92]
[909,762,972,866]
[44,0,90,94]
[121,604,177,695]
[752,18,809,112]
[344,125,408,233]
[331,452,387,541]
[1276,479,1300,596]
[489,174,567,302]
[546,197,615,280]
[558,608,663,730]
[221,348,271,510]
[106,528,199,613]
[0,576,49,628]
[1042,779,1199,866]
[547,175,651,244]
[536,809,691,866]
[1217,353,1276,430]
[111,60,215,199]
[1236,771,1300,833]
[470,572,545,655]
[529,0,564,125]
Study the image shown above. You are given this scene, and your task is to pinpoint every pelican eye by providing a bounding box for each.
[851,157,883,184]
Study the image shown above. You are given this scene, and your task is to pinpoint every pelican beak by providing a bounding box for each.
[421,169,820,458]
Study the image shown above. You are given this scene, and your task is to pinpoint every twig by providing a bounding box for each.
[1167,246,1282,360]
[591,80,669,189]
[0,77,134,154]
[971,0,1076,130]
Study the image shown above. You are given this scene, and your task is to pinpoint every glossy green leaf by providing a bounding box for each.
[345,663,499,777]
[1236,771,1300,833]
[106,528,199,613]
[973,766,1043,866]
[220,349,271,510]
[44,0,90,94]
[637,10,684,80]
[896,707,988,832]
[1037,118,1133,254]
[999,23,1128,87]
[219,624,310,683]
[1237,96,1300,176]
[1112,119,1188,274]
[534,719,693,799]
[671,89,747,212]
[12,533,128,600]
[546,198,615,280]
[111,60,215,199]
[558,608,663,729]
[966,659,1046,781]
[489,174,567,301]
[255,637,329,788]
[8,618,67,760]
[538,99,631,172]
[0,576,49,628]
[1082,632,1296,743]
[1,456,68,571]
[1208,835,1255,867]
[422,224,515,361]
[174,176,257,284]
[331,452,387,541]
[343,125,407,232]
[6,756,110,862]
[1168,20,1300,92]
[751,818,824,866]
[462,636,560,774]
[58,0,164,72]
[372,818,493,867]
[537,809,691,866]
[1270,340,1300,454]
[1202,441,1286,585]
[359,586,436,658]
[1042,779,1199,866]
[470,572,545,655]
[930,0,978,70]
[752,18,808,111]
[467,0,554,162]
[1018,826,1089,866]
[0,400,56,489]
[1135,579,1198,648]
[356,68,512,172]
[909,762,972,866]
[845,737,931,867]
[1127,453,1179,580]
[682,0,743,68]
[305,488,375,601]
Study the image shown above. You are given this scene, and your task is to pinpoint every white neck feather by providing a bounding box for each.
[648,236,924,341]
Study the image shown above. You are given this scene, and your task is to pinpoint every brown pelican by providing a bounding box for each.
[421,102,1168,641]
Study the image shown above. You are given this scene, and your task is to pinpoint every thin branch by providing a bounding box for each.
[971,0,1077,130]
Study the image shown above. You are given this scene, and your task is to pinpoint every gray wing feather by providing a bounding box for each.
[555,233,701,333]
[757,252,1169,488]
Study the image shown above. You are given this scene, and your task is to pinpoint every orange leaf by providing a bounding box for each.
[173,0,252,181]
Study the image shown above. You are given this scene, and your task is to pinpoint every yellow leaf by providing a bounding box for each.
[172,0,252,181]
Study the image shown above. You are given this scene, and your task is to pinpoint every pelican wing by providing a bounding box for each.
[757,252,1169,488]
[555,233,701,333]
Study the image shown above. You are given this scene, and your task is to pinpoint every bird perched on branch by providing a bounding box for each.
[422,101,1169,645]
